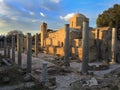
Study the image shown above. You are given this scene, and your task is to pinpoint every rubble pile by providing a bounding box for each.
[70,67,120,90]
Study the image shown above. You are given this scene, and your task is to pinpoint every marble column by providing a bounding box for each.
[81,20,89,74]
[26,33,32,73]
[41,62,48,83]
[12,35,15,62]
[111,28,117,63]
[35,33,38,56]
[17,34,22,67]
[4,37,7,59]
[64,24,70,66]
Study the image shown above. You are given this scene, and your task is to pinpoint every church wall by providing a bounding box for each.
[40,13,119,63]
[45,27,65,47]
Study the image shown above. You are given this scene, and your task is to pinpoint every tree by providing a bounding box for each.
[6,30,23,43]
[96,4,120,39]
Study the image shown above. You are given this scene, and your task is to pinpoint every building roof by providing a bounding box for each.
[73,13,87,18]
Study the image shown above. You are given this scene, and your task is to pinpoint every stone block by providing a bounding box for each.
[45,38,52,46]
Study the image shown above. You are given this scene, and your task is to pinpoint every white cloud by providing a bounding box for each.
[0,0,3,2]
[32,20,38,23]
[11,17,17,20]
[29,11,35,15]
[40,12,45,17]
[50,0,61,3]
[59,13,75,21]
[0,1,9,15]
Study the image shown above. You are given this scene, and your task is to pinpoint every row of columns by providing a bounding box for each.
[63,21,117,74]
[0,33,48,83]
[0,23,117,77]
[1,33,39,66]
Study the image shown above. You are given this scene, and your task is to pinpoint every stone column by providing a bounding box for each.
[23,36,27,53]
[41,62,48,83]
[35,33,38,56]
[0,40,1,48]
[17,34,22,67]
[21,34,24,52]
[7,46,10,58]
[64,24,70,66]
[26,33,32,73]
[0,41,2,48]
[4,37,7,59]
[81,20,89,74]
[96,29,100,61]
[111,28,117,63]
[12,35,15,62]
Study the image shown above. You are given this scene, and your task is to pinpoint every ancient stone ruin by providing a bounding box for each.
[0,13,120,90]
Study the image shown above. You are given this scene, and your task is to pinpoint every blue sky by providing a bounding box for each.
[0,0,120,35]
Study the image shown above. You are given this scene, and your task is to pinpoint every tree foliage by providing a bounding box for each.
[96,4,120,39]
[6,30,23,43]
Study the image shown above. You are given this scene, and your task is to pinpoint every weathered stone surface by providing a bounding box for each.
[48,76,56,86]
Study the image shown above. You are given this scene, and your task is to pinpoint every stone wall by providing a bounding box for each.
[45,27,65,47]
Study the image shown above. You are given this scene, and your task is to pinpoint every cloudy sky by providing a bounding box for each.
[0,0,120,35]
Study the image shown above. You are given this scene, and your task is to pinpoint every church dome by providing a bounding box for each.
[70,13,89,29]
[73,13,87,18]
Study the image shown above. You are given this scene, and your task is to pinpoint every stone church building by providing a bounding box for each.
[40,13,120,62]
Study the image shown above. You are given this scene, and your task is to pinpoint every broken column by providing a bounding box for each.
[81,20,89,74]
[111,28,117,63]
[17,34,22,67]
[40,22,47,47]
[35,33,38,56]
[4,37,7,59]
[41,62,48,83]
[26,33,32,73]
[64,24,70,66]
[12,35,15,62]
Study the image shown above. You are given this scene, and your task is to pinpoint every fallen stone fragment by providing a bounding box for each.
[2,59,11,66]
